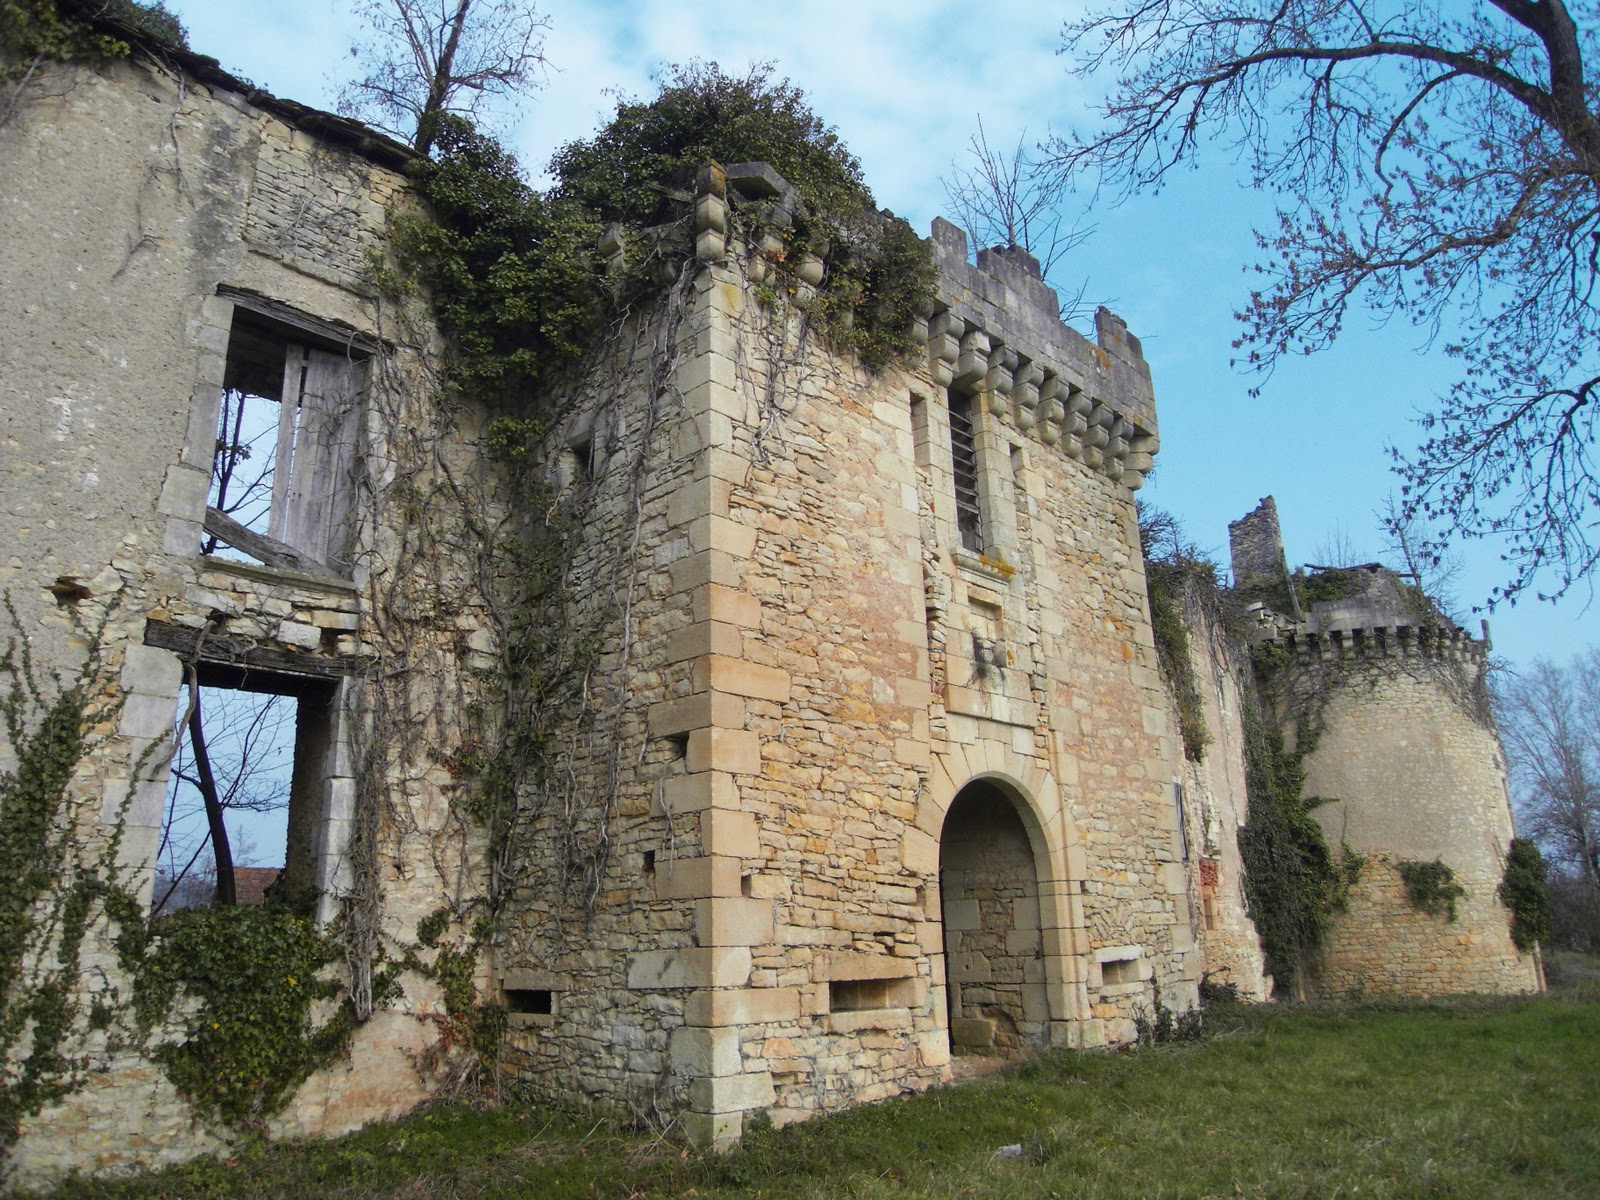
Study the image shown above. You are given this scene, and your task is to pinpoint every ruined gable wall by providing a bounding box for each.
[2,54,504,1186]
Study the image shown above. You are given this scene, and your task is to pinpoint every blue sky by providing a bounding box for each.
[166,0,1596,669]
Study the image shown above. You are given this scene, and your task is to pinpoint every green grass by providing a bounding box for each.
[30,979,1600,1200]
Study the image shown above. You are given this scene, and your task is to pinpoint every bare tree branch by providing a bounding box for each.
[337,0,551,154]
[943,118,1096,320]
[1054,0,1600,606]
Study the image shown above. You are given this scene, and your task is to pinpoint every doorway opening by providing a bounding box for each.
[939,780,1046,1056]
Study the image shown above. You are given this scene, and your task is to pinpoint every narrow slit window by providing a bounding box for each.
[949,393,984,553]
[1174,782,1190,861]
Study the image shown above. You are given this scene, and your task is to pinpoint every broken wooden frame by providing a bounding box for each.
[207,288,376,578]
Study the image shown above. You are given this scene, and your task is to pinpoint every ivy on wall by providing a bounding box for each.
[1498,838,1551,953]
[0,0,186,70]
[398,61,935,418]
[1235,690,1362,998]
[1396,858,1467,922]
[126,904,356,1130]
[0,604,126,1159]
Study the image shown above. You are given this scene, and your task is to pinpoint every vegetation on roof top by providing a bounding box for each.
[0,0,188,66]
[394,61,935,413]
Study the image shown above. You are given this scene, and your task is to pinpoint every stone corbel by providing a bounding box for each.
[695,164,729,264]
[927,310,962,387]
[954,328,991,391]
[1122,429,1157,490]
[748,230,786,283]
[1037,374,1066,447]
[984,347,1016,420]
[1007,361,1041,427]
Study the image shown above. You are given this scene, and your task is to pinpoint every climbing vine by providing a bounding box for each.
[0,0,185,66]
[1138,504,1216,762]
[1498,838,1551,953]
[1396,858,1467,922]
[0,596,149,1160]
[125,903,356,1130]
[1235,684,1361,998]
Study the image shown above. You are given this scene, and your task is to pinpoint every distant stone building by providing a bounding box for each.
[0,22,1536,1190]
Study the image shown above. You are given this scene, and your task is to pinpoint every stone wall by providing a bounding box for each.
[4,32,1545,1189]
[1228,497,1287,590]
[1288,638,1541,996]
[1158,587,1270,1001]
[494,182,1196,1143]
[1,49,502,1188]
[1315,853,1534,997]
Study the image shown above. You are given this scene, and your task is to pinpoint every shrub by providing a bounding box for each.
[1498,838,1552,952]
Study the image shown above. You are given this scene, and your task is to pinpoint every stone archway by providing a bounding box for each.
[939,779,1047,1056]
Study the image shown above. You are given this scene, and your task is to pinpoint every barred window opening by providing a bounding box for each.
[949,393,984,553]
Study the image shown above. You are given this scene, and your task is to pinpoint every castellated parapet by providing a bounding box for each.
[1230,516,1542,999]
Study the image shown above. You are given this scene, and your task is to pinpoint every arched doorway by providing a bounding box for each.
[939,779,1046,1056]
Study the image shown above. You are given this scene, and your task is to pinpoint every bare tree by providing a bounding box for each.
[1309,522,1366,570]
[1053,1,1600,607]
[1496,649,1600,894]
[338,0,551,155]
[943,118,1093,317]
[1378,492,1464,618]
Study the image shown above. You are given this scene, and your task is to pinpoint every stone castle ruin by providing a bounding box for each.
[0,22,1541,1188]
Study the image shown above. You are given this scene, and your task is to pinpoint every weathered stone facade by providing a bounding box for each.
[0,29,1536,1190]
[2,42,501,1186]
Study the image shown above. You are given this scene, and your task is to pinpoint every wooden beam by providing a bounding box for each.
[217,285,383,356]
[204,507,338,578]
[144,620,353,681]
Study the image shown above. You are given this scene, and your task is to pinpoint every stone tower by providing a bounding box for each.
[1229,504,1541,997]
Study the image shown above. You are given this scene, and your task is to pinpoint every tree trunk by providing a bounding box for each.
[188,695,236,906]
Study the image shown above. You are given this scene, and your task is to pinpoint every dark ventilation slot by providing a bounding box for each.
[830,978,892,1012]
[505,988,553,1016]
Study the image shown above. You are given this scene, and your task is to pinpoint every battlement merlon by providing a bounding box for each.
[682,163,1160,492]
[928,218,1158,488]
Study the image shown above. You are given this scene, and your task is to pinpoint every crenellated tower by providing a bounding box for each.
[1229,500,1542,997]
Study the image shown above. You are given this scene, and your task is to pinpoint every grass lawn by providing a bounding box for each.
[31,974,1600,1200]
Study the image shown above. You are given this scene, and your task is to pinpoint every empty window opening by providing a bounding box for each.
[1101,958,1140,986]
[1174,782,1190,861]
[206,308,366,576]
[741,873,754,897]
[561,438,594,487]
[505,988,554,1016]
[948,392,984,553]
[643,850,656,875]
[154,666,336,915]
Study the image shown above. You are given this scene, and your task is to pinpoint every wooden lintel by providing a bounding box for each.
[144,620,353,681]
[216,286,384,356]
